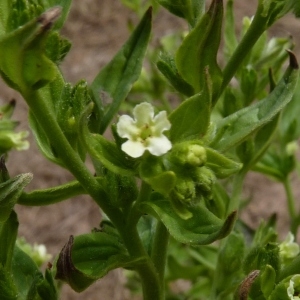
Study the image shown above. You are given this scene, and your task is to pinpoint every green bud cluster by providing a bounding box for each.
[0,101,29,155]
[167,143,216,210]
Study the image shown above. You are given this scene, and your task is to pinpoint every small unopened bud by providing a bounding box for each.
[186,144,207,166]
[286,141,298,156]
[170,142,207,167]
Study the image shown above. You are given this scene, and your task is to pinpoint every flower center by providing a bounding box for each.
[139,123,152,140]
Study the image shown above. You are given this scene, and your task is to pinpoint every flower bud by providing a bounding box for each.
[169,142,207,167]
[279,232,299,265]
[286,141,299,156]
[0,130,29,153]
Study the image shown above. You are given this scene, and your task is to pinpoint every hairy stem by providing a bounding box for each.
[151,221,169,293]
[219,4,268,99]
[283,177,298,235]
[24,89,162,299]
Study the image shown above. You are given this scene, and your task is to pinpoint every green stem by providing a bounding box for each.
[151,221,169,291]
[124,224,162,300]
[127,181,152,227]
[24,90,162,299]
[283,178,298,235]
[18,180,85,206]
[283,178,297,219]
[125,181,164,299]
[219,5,267,98]
[24,90,123,223]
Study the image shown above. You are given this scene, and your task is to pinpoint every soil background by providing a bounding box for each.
[1,1,300,299]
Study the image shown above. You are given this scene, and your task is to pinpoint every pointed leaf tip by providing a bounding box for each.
[238,270,260,300]
[218,210,237,238]
[55,235,75,282]
[287,50,299,69]
[37,6,62,29]
[147,6,153,16]
[0,156,6,169]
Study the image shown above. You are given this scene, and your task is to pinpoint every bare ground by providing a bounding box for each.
[1,1,300,299]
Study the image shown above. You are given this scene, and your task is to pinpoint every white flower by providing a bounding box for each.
[280,232,300,260]
[287,274,300,300]
[117,102,172,158]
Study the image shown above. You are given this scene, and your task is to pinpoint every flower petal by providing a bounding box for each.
[133,102,154,126]
[121,140,146,158]
[153,111,171,134]
[146,135,172,156]
[117,115,139,138]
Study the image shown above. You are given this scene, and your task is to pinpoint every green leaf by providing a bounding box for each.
[29,111,64,167]
[137,215,156,255]
[0,0,10,37]
[252,214,277,247]
[120,0,140,12]
[244,243,280,283]
[55,233,133,292]
[55,80,91,160]
[224,0,238,61]
[4,0,71,33]
[45,31,71,64]
[259,0,287,27]
[210,53,299,152]
[139,197,236,245]
[280,78,300,142]
[0,99,15,119]
[0,264,18,300]
[11,245,43,300]
[279,255,300,281]
[269,278,290,300]
[240,66,258,104]
[0,210,18,270]
[0,7,60,93]
[90,7,152,133]
[103,169,138,210]
[211,181,230,219]
[139,155,176,195]
[236,114,279,171]
[288,0,300,17]
[156,52,194,96]
[169,91,211,143]
[0,173,32,223]
[175,0,223,100]
[36,269,58,300]
[0,157,9,183]
[212,231,245,299]
[156,0,205,27]
[167,255,204,281]
[249,243,282,299]
[205,148,242,178]
[6,0,43,33]
[253,151,286,181]
[261,265,276,299]
[80,124,137,176]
